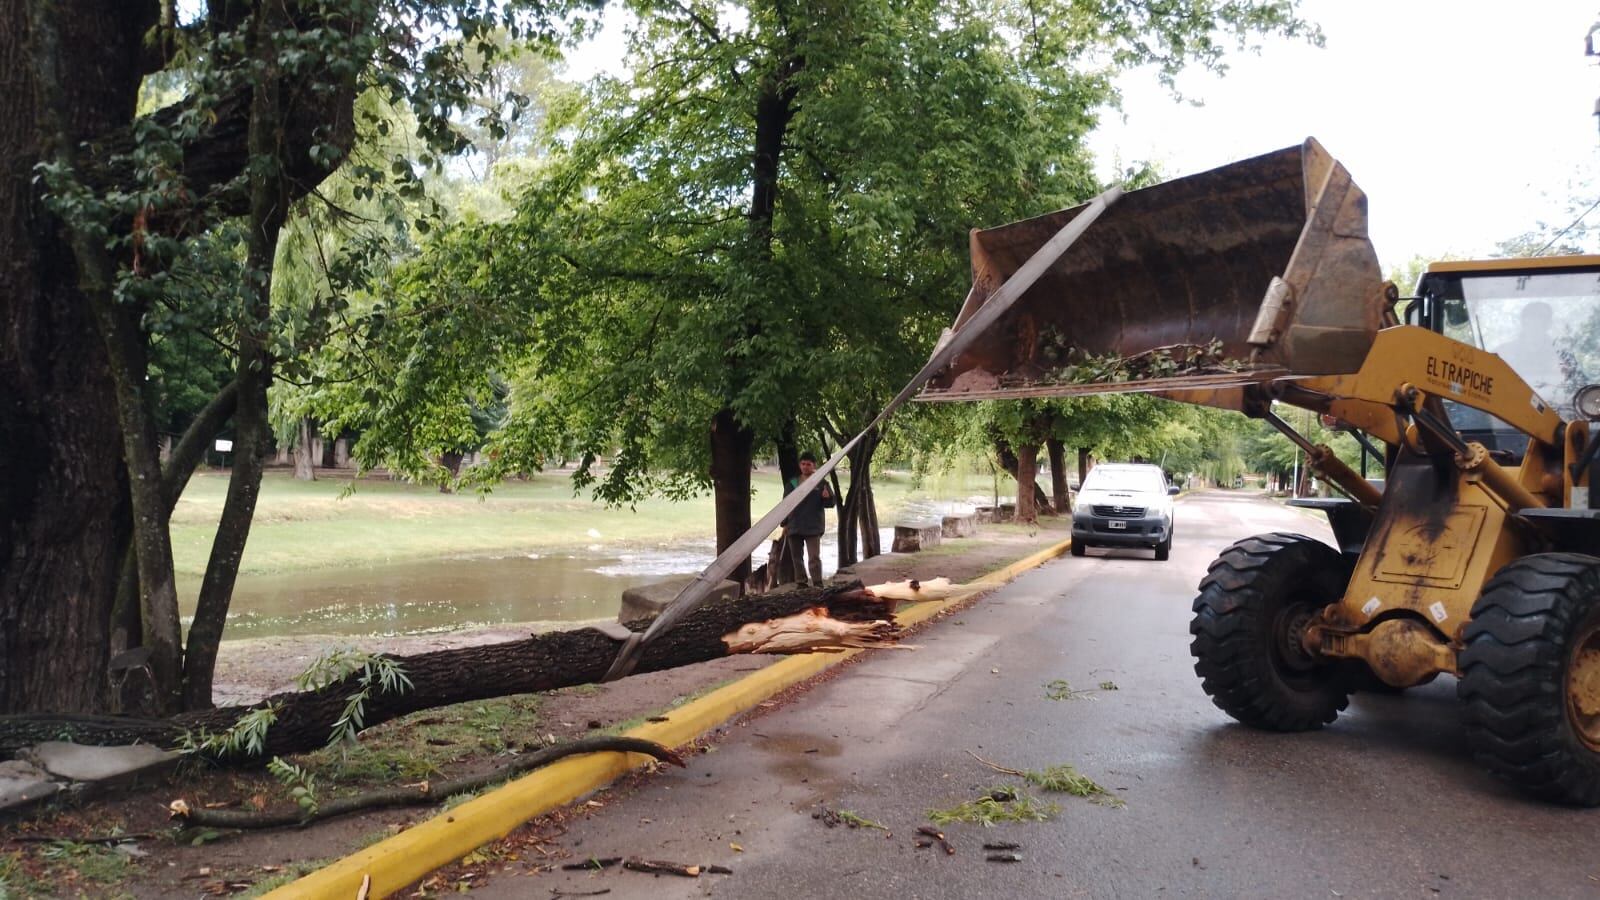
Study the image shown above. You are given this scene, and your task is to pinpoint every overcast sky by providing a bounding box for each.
[1088,1,1600,269]
[568,1,1600,270]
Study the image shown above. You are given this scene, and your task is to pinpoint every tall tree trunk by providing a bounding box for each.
[83,286,183,713]
[862,474,881,558]
[837,427,880,568]
[438,451,464,492]
[293,417,316,481]
[722,55,799,585]
[775,416,800,490]
[182,14,291,710]
[773,418,801,581]
[1047,437,1070,513]
[1015,443,1040,523]
[184,375,268,709]
[995,437,1051,515]
[36,0,185,715]
[709,407,755,584]
[0,0,157,715]
[1078,447,1091,488]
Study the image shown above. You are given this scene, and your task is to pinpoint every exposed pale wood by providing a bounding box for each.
[722,608,901,654]
[866,577,965,602]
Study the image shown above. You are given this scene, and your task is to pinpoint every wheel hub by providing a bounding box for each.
[1275,605,1320,673]
[1569,626,1600,750]
[1571,650,1600,718]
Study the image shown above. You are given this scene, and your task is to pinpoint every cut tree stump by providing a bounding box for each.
[892,524,943,553]
[941,514,977,538]
[0,582,898,763]
[619,575,740,624]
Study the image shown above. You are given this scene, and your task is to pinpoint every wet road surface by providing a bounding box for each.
[472,491,1600,899]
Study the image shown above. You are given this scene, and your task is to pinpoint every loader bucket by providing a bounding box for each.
[920,138,1383,403]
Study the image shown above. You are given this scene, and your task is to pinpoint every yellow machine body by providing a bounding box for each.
[921,139,1600,690]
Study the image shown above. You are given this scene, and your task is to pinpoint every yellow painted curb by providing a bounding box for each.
[267,534,1072,899]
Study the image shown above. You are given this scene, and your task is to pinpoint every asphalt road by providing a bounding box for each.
[478,491,1600,899]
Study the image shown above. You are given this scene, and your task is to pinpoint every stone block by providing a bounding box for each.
[23,741,179,785]
[620,575,740,624]
[941,514,977,538]
[892,523,943,553]
[0,759,60,813]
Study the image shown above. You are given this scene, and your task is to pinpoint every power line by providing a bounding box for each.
[1534,194,1600,255]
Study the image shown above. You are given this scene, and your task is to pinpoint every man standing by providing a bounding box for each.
[783,452,835,587]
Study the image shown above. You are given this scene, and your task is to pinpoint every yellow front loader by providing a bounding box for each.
[922,139,1600,805]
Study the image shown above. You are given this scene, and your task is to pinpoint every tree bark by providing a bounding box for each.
[1047,437,1071,513]
[0,0,158,715]
[439,450,465,490]
[836,426,880,567]
[995,437,1051,515]
[1015,443,1040,523]
[164,379,241,506]
[182,10,292,711]
[112,378,243,674]
[292,418,317,481]
[0,582,897,761]
[775,416,800,491]
[1078,447,1092,488]
[709,407,756,584]
[1,0,385,717]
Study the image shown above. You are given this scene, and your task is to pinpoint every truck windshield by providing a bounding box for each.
[1081,467,1164,493]
[1434,269,1600,417]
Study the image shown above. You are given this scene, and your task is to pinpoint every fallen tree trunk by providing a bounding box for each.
[0,582,896,762]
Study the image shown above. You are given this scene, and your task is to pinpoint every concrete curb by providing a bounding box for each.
[266,535,1073,899]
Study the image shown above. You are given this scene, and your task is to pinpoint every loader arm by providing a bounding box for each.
[924,136,1600,806]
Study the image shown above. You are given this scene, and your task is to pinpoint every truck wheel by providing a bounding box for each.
[1070,541,1086,557]
[1155,531,1173,562]
[1459,553,1600,806]
[1190,533,1352,731]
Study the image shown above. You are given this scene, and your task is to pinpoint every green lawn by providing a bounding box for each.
[170,466,993,577]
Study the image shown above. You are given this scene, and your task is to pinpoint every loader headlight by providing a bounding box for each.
[1575,384,1600,420]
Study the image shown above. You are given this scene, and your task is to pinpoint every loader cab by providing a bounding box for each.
[1410,257,1600,460]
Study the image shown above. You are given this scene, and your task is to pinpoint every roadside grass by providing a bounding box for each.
[293,694,547,796]
[254,677,729,806]
[170,469,936,577]
[4,840,136,897]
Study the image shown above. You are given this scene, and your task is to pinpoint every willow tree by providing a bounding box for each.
[345,0,1317,581]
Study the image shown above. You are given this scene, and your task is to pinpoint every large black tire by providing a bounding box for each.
[1459,553,1600,806]
[1070,541,1086,557]
[1155,530,1173,562]
[1190,533,1352,731]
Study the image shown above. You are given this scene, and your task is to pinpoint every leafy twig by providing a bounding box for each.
[965,750,1123,806]
[927,787,1058,827]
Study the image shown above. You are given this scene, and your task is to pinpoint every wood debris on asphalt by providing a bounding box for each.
[915,825,955,855]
